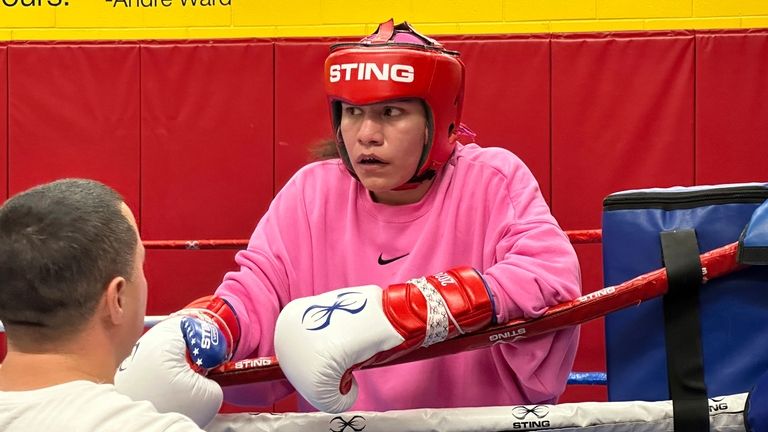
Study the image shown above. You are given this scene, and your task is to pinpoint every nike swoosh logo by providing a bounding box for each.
[378,252,409,265]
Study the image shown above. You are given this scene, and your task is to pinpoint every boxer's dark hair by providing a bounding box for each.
[0,178,137,346]
[309,138,341,161]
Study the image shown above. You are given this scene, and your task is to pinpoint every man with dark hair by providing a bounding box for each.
[0,178,202,431]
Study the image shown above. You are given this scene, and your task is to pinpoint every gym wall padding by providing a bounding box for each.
[274,41,334,191]
[139,41,275,311]
[145,250,240,315]
[140,41,274,240]
[0,44,6,363]
[1,30,767,407]
[8,43,141,212]
[551,31,696,230]
[447,36,552,202]
[696,30,768,184]
[0,44,6,201]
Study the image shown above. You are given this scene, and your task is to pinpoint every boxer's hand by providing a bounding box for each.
[114,296,240,427]
[274,267,494,413]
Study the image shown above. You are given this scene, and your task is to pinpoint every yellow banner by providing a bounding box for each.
[0,0,766,41]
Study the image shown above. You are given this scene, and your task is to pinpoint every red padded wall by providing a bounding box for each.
[696,30,768,184]
[140,41,274,313]
[8,44,141,209]
[144,250,239,313]
[274,41,335,192]
[552,32,695,231]
[448,37,552,202]
[0,44,7,201]
[140,42,273,239]
[0,44,6,362]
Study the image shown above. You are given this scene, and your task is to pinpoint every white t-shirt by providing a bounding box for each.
[0,380,203,431]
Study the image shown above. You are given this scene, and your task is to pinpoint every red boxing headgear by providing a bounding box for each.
[324,19,466,186]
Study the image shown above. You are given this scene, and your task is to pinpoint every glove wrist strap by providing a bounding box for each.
[177,296,241,358]
[383,266,494,349]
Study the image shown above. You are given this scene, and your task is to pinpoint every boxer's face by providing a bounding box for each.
[340,99,430,204]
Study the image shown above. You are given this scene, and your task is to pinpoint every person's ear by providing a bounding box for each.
[104,276,127,325]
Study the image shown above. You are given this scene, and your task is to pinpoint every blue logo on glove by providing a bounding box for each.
[180,316,229,370]
[302,291,367,331]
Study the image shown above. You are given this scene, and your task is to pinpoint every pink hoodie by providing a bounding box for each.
[217,143,581,411]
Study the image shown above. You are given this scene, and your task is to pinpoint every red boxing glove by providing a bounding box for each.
[377,266,495,360]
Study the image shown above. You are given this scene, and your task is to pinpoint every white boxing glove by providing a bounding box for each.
[274,267,494,413]
[114,296,240,427]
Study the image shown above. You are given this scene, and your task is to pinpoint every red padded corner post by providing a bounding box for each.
[551,32,695,231]
[447,38,552,204]
[140,41,274,241]
[8,43,141,210]
[696,30,768,185]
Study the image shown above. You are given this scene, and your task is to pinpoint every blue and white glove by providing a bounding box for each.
[115,296,239,427]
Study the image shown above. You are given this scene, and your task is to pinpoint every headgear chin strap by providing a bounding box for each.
[324,19,466,189]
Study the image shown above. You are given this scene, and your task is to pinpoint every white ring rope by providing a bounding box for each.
[204,393,748,432]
